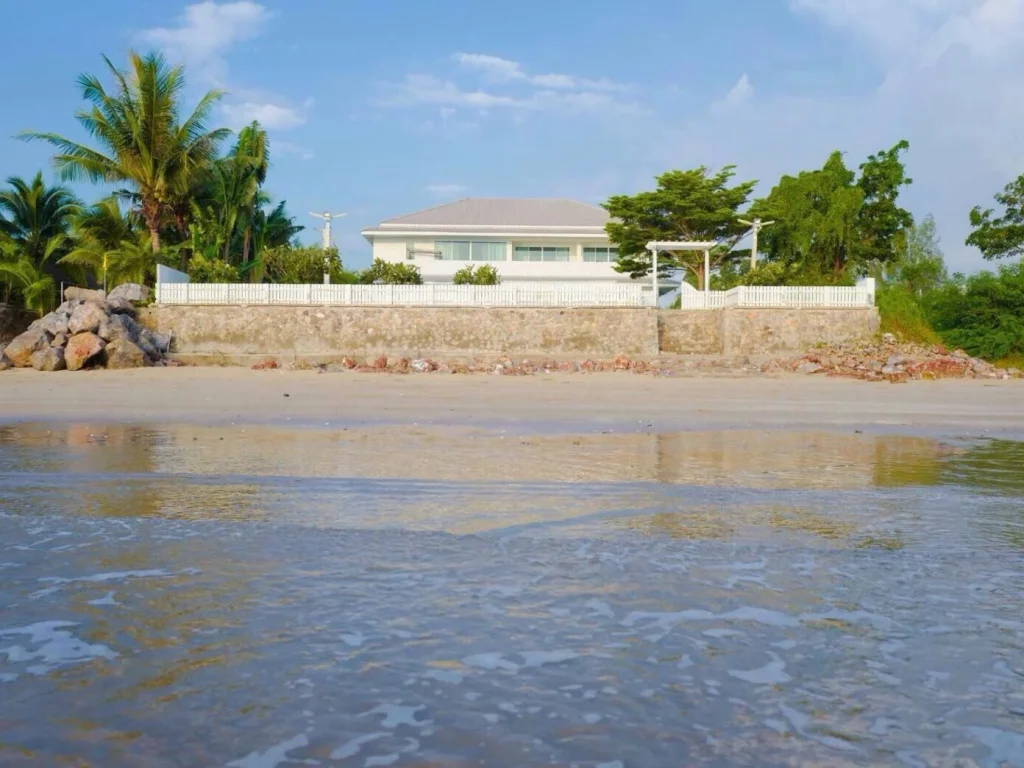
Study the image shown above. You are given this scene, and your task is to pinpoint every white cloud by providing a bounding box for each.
[452,53,525,82]
[138,1,271,85]
[714,73,753,111]
[452,52,628,91]
[425,183,467,197]
[382,74,521,109]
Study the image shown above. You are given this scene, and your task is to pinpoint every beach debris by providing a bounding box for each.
[251,358,278,370]
[373,356,388,369]
[1,286,170,372]
[764,339,1021,382]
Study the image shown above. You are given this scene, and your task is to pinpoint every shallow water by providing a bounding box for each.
[1,424,1023,767]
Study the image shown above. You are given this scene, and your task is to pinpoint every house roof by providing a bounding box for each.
[375,198,610,230]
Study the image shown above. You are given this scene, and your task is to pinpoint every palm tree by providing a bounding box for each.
[0,172,79,313]
[22,51,230,252]
[62,197,156,289]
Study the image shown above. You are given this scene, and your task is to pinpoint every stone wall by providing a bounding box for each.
[139,305,660,362]
[138,305,879,362]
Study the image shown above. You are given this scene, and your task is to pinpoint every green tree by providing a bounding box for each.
[855,140,914,267]
[967,174,1024,260]
[452,264,501,285]
[23,51,230,252]
[0,172,80,312]
[260,245,356,284]
[62,197,156,289]
[890,214,946,297]
[604,167,756,290]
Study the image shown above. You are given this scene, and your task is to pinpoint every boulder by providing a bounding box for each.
[65,332,106,371]
[108,283,150,303]
[50,333,68,348]
[135,334,161,362]
[98,313,141,343]
[56,299,83,315]
[105,296,137,316]
[64,286,106,303]
[30,346,66,372]
[142,328,171,353]
[103,338,148,369]
[0,356,11,372]
[68,302,108,335]
[37,311,70,336]
[4,327,53,367]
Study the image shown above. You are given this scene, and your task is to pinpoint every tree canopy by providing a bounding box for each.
[966,174,1024,261]
[603,167,756,290]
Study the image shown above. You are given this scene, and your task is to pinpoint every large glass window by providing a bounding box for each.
[435,241,506,261]
[582,246,619,263]
[513,245,571,262]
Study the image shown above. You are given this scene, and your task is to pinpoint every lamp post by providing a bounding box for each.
[310,211,347,284]
[737,217,775,270]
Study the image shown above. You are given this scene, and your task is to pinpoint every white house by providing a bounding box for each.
[360,198,632,284]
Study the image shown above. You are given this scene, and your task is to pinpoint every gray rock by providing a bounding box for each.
[56,299,83,315]
[881,364,898,375]
[65,332,105,371]
[98,313,141,343]
[797,362,823,374]
[143,328,171,353]
[136,334,161,362]
[64,286,106,303]
[105,296,137,316]
[38,311,70,336]
[103,338,148,369]
[0,356,11,372]
[68,302,108,335]
[410,359,434,373]
[885,355,904,367]
[4,327,53,367]
[108,283,150,303]
[30,346,66,372]
[51,333,68,348]
[881,333,897,344]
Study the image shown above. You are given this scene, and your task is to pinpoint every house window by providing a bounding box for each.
[512,245,571,262]
[582,246,618,263]
[435,241,507,261]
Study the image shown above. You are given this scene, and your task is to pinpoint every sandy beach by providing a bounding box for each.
[1,367,1023,433]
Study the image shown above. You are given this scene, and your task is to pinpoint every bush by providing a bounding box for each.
[926,261,1024,360]
[359,258,423,285]
[876,284,941,345]
[188,255,240,283]
[452,264,501,285]
[260,245,357,284]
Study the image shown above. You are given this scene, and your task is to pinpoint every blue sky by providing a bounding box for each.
[2,0,1023,271]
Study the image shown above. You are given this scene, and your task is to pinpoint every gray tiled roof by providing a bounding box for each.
[379,198,609,228]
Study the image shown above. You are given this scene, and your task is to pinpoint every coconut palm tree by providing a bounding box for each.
[22,51,230,253]
[0,172,79,312]
[62,197,156,289]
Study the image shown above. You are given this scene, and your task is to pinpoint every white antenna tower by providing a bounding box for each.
[738,217,775,270]
[310,210,348,284]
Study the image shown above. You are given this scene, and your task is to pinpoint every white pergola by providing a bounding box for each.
[646,241,718,306]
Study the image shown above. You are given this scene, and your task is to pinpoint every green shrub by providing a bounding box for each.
[876,284,941,345]
[260,245,357,284]
[926,262,1024,360]
[359,258,423,285]
[452,264,501,285]
[188,255,240,283]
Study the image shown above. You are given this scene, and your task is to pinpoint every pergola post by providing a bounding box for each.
[651,248,658,307]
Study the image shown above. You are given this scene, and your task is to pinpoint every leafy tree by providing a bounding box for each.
[603,167,756,290]
[751,142,912,281]
[452,264,501,285]
[856,140,914,267]
[23,51,230,252]
[187,254,240,283]
[260,245,356,284]
[0,172,80,311]
[62,197,156,288]
[926,261,1024,360]
[359,258,423,285]
[967,174,1024,260]
[889,214,946,297]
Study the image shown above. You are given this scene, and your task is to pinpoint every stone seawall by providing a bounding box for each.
[138,305,879,363]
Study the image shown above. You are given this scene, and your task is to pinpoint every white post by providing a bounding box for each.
[750,218,759,270]
[704,250,710,294]
[651,248,658,308]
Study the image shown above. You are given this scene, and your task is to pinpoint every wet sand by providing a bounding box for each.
[1,367,1023,433]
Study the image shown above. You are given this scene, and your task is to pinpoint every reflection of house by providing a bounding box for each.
[360,198,634,284]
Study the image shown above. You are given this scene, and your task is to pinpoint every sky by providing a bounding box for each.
[2,0,1024,271]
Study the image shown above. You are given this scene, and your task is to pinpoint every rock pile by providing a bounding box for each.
[762,333,1021,382]
[0,284,170,372]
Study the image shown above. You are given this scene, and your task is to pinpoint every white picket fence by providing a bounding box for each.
[678,284,875,309]
[154,281,652,308]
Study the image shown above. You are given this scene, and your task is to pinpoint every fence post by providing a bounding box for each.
[388,284,395,306]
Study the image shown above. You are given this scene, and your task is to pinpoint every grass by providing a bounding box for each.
[876,285,941,346]
[994,353,1024,370]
